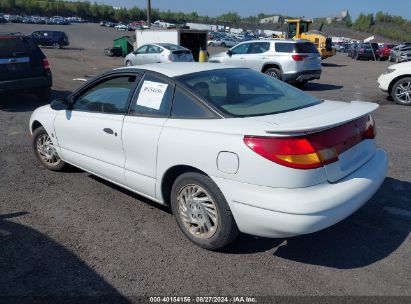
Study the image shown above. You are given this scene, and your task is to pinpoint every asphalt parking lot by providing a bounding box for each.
[0,23,410,297]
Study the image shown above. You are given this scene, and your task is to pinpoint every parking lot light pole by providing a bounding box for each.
[147,0,151,27]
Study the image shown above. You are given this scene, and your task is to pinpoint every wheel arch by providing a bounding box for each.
[261,63,282,74]
[31,120,43,134]
[160,165,210,205]
[389,74,411,94]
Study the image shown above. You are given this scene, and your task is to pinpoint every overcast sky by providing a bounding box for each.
[99,0,410,20]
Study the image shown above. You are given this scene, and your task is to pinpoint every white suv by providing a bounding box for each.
[377,61,411,105]
[209,39,322,87]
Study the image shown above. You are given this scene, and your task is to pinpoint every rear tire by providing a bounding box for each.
[170,172,239,250]
[35,87,51,102]
[125,60,133,67]
[32,126,67,171]
[209,42,214,47]
[221,42,226,48]
[264,67,281,80]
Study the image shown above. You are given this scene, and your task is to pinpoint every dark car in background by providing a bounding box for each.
[30,30,69,49]
[352,42,379,60]
[0,33,52,101]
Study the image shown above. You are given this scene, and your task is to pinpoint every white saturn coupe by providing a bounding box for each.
[30,63,388,250]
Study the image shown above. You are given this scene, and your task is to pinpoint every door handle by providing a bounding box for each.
[103,128,117,136]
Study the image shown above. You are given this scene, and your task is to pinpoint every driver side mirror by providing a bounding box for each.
[227,49,233,57]
[50,97,73,110]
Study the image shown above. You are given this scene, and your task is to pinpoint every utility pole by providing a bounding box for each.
[147,0,151,27]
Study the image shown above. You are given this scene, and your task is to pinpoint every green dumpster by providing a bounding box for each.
[113,36,134,57]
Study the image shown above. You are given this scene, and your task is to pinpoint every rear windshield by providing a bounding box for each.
[175,69,320,117]
[0,37,40,57]
[275,42,318,53]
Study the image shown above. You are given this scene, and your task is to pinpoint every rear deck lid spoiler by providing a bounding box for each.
[259,101,379,134]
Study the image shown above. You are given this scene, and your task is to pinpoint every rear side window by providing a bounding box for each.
[275,43,294,53]
[171,87,214,119]
[295,42,318,53]
[275,42,318,53]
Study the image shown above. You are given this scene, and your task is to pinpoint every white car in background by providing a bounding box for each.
[377,61,411,105]
[209,39,322,87]
[30,63,387,250]
[219,37,238,48]
[114,23,129,30]
[124,43,194,66]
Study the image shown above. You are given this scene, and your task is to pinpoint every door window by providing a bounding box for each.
[147,45,163,53]
[72,76,137,114]
[136,45,148,54]
[247,42,270,54]
[231,43,251,55]
[129,74,174,117]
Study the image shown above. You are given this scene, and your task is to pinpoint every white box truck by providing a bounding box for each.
[135,28,208,61]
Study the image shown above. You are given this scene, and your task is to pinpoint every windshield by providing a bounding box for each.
[176,69,320,117]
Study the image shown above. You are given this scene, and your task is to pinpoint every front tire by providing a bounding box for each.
[391,77,411,106]
[52,42,61,49]
[171,172,239,250]
[125,60,133,67]
[32,127,67,171]
[221,42,226,48]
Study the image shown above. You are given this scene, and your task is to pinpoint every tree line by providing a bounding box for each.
[352,12,411,42]
[1,0,410,41]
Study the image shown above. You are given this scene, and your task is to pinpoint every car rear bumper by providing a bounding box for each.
[0,74,52,92]
[283,69,321,83]
[213,148,388,238]
[358,53,377,59]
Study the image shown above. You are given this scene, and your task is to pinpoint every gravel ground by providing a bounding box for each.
[0,23,410,299]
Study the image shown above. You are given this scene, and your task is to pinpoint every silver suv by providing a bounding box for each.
[209,39,321,86]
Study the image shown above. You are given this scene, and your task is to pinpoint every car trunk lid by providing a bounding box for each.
[246,100,378,182]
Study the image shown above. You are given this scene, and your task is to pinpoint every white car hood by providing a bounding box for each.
[388,61,411,71]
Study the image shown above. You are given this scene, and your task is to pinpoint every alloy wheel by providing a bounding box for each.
[395,81,411,104]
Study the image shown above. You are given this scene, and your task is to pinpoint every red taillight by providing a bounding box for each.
[244,115,376,170]
[43,58,50,70]
[292,54,308,61]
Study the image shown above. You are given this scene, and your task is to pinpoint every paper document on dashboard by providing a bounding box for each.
[136,81,168,110]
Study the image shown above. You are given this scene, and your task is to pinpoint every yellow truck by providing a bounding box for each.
[282,19,336,59]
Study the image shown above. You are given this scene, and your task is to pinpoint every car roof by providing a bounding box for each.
[116,62,240,77]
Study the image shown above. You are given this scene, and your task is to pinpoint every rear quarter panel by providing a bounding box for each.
[155,118,328,201]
